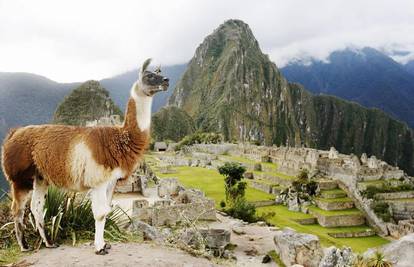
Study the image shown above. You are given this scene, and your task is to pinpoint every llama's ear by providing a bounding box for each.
[141,58,152,74]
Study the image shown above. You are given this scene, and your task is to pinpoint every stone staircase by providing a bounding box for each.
[310,183,367,228]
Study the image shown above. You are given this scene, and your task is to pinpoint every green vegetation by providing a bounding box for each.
[218,162,258,222]
[155,166,274,207]
[53,80,123,125]
[362,182,414,199]
[371,202,391,222]
[315,197,353,203]
[308,206,363,216]
[151,106,195,142]
[0,187,130,265]
[257,205,388,252]
[267,250,286,267]
[175,132,223,151]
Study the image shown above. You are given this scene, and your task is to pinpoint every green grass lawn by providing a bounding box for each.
[315,197,353,203]
[257,205,389,252]
[155,166,274,207]
[308,206,363,216]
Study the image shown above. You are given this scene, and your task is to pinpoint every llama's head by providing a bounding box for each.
[136,58,169,97]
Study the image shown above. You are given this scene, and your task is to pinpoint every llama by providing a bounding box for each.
[1,59,169,255]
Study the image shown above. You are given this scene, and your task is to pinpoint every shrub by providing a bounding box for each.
[366,251,393,267]
[219,200,226,209]
[297,169,309,181]
[175,132,223,151]
[371,201,391,222]
[226,199,257,223]
[0,187,129,250]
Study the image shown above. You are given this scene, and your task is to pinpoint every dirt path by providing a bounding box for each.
[21,242,217,267]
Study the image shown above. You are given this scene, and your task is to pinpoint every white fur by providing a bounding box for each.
[130,82,153,131]
[70,141,125,190]
[90,181,112,252]
[30,178,52,247]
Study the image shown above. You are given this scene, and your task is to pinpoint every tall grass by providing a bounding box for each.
[43,187,130,245]
[1,187,130,250]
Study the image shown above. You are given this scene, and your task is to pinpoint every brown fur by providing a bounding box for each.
[2,97,149,192]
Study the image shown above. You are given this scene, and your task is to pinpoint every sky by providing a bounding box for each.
[0,0,413,82]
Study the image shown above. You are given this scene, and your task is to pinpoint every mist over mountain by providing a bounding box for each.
[280,47,414,127]
[169,19,414,175]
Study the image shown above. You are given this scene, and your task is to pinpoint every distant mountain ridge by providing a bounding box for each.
[169,19,414,175]
[280,47,414,127]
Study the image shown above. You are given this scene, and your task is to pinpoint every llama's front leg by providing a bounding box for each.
[31,177,57,248]
[91,182,112,255]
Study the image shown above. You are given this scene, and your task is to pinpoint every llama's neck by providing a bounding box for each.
[123,82,153,131]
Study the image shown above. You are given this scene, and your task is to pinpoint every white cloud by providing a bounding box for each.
[0,0,413,82]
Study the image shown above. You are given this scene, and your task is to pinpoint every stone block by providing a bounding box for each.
[273,228,323,267]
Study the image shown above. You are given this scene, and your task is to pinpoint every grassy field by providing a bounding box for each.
[257,205,389,252]
[156,166,274,206]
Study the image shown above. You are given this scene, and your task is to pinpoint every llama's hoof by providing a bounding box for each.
[104,243,111,250]
[20,246,32,252]
[46,243,59,248]
[95,248,108,255]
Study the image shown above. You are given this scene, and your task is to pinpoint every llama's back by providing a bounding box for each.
[2,124,82,189]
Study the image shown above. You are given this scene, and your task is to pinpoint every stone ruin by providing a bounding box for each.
[185,143,406,182]
[388,219,414,239]
[132,178,216,227]
[115,161,155,196]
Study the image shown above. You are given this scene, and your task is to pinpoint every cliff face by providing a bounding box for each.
[169,19,414,174]
[53,80,123,125]
[151,106,195,142]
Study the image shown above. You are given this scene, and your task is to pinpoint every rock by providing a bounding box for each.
[157,178,183,197]
[232,227,246,235]
[262,254,271,263]
[274,228,323,267]
[319,246,354,267]
[381,233,414,267]
[128,220,161,241]
[181,228,231,249]
[257,221,266,226]
[244,246,258,256]
[254,163,262,171]
[287,197,300,212]
[244,172,254,179]
[199,229,231,249]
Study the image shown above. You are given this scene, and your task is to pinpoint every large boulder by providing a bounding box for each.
[381,233,414,267]
[319,247,354,267]
[274,228,323,267]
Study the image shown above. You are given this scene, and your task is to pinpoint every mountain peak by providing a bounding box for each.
[193,19,259,64]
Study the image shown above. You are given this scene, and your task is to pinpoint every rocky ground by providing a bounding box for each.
[20,242,217,267]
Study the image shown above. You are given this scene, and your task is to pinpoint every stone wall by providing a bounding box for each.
[375,191,414,200]
[388,220,414,239]
[310,212,365,228]
[315,199,354,211]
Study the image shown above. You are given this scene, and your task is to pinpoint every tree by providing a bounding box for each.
[218,162,246,202]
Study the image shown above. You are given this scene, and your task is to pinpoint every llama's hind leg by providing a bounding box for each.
[30,176,57,248]
[11,184,32,252]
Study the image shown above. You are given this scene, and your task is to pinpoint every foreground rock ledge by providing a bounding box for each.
[273,228,323,267]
